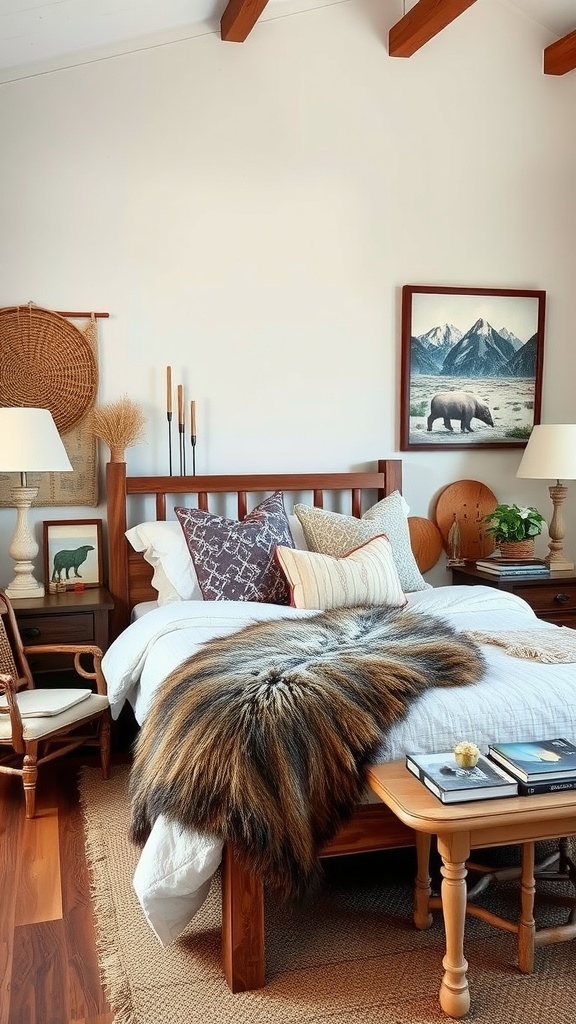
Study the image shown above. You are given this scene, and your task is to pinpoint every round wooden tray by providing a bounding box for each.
[434,480,498,561]
[408,517,444,573]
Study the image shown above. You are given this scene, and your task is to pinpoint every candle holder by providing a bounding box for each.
[166,366,173,476]
[191,434,197,476]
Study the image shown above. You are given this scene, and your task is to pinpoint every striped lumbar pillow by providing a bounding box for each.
[275,535,407,611]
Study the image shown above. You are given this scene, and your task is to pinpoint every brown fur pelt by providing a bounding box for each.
[129,605,485,900]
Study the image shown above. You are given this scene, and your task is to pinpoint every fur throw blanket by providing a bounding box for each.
[129,605,485,900]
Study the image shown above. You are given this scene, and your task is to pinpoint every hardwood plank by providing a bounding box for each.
[389,0,479,58]
[71,1015,115,1024]
[220,0,271,42]
[62,780,110,1020]
[0,774,23,1024]
[15,808,63,926]
[7,762,111,1024]
[544,29,576,76]
[11,919,68,1024]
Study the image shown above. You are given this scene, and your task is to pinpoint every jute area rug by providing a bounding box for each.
[80,765,576,1024]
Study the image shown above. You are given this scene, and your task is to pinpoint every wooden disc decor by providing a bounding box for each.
[434,480,498,561]
[408,516,444,573]
[0,305,98,434]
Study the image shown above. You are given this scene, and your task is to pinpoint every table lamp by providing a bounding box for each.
[516,423,576,571]
[0,407,73,598]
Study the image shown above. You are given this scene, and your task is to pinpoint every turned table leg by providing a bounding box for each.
[414,830,433,929]
[437,832,471,1019]
[518,841,536,973]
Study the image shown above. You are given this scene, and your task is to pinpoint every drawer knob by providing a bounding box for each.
[21,626,41,639]
[554,593,571,604]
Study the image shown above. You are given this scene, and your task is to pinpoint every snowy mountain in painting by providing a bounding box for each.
[415,323,462,369]
[497,327,523,352]
[507,334,538,377]
[441,318,516,377]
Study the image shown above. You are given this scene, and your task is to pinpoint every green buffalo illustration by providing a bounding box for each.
[51,544,94,582]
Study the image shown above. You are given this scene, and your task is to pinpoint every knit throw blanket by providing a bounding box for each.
[466,627,576,664]
[129,605,485,900]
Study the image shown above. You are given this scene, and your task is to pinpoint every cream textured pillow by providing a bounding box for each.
[294,491,431,593]
[275,535,407,610]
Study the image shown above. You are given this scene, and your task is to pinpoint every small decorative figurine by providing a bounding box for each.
[454,741,481,769]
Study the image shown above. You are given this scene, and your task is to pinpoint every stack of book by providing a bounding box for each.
[405,750,518,804]
[487,738,576,795]
[475,557,550,577]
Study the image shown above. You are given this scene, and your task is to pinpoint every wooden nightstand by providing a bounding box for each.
[451,564,576,628]
[11,586,114,681]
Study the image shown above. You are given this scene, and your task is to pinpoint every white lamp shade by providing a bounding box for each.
[516,423,576,481]
[0,407,73,472]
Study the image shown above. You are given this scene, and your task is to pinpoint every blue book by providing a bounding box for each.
[488,738,576,782]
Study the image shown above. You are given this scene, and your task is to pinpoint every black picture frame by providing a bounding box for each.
[400,285,546,451]
[43,519,104,589]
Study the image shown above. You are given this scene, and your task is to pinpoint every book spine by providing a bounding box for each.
[518,777,576,796]
[476,569,550,576]
[486,749,527,781]
[405,757,445,800]
[405,755,423,780]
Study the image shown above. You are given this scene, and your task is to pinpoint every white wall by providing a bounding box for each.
[1,0,575,588]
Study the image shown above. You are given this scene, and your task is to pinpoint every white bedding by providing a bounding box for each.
[102,585,576,945]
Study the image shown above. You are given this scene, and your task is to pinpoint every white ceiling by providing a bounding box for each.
[1,0,575,81]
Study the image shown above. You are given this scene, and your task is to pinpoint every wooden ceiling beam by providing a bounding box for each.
[389,0,479,58]
[544,29,576,76]
[220,0,271,41]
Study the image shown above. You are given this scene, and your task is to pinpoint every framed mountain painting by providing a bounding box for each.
[400,285,546,451]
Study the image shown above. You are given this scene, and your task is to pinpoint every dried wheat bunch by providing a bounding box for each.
[90,396,146,462]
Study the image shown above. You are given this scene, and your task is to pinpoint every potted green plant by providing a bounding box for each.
[482,503,545,558]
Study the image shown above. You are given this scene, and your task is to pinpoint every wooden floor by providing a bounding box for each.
[0,758,116,1024]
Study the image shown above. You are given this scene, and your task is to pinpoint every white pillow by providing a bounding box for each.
[125,521,203,605]
[294,491,431,593]
[275,535,407,611]
[288,514,308,551]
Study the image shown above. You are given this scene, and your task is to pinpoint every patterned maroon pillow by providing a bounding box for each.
[175,492,295,604]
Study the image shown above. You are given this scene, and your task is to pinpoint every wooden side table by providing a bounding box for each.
[451,564,576,628]
[366,761,576,1019]
[11,587,114,681]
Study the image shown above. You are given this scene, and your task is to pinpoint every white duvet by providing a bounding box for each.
[102,585,576,945]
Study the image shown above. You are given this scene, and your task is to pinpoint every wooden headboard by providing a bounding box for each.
[105,458,442,641]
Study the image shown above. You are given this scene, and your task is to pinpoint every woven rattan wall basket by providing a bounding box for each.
[0,305,98,434]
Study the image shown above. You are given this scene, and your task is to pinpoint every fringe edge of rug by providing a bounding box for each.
[79,766,136,1024]
[465,627,576,663]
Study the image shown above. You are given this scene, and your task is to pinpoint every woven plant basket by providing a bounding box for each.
[0,305,98,434]
[498,539,536,559]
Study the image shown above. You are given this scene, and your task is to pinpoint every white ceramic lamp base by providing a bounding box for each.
[4,485,45,599]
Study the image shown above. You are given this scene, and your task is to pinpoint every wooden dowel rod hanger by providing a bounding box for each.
[10,303,110,319]
[54,310,110,318]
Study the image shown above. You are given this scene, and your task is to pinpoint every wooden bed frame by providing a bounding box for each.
[105,457,442,992]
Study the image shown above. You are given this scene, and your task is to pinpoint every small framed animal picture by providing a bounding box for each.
[400,285,546,451]
[43,519,103,590]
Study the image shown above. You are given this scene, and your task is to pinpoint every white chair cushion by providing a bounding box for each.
[0,693,109,742]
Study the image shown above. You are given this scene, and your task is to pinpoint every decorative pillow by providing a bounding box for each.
[294,490,431,592]
[125,521,203,605]
[275,535,407,610]
[175,491,295,604]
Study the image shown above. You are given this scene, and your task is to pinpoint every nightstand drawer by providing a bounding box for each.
[18,612,96,646]
[517,582,576,615]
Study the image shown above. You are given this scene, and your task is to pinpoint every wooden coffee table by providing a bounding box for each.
[366,761,576,1019]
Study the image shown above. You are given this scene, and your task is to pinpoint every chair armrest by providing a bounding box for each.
[22,645,107,696]
[0,673,24,753]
